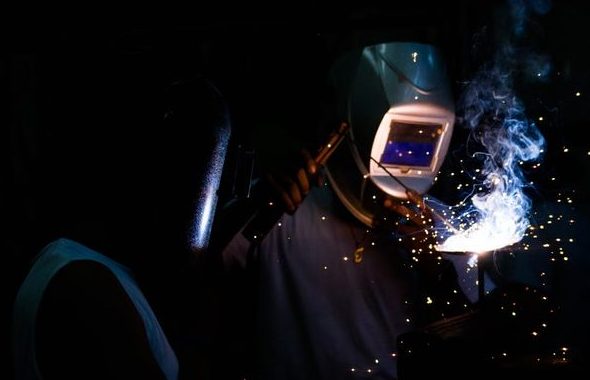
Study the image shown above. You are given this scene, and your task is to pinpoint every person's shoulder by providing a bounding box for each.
[48,259,121,296]
[33,237,104,264]
[39,258,135,322]
[36,258,169,380]
[45,237,104,258]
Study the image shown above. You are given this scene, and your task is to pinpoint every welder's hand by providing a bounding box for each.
[383,189,434,237]
[383,189,442,275]
[384,190,471,323]
[262,148,321,215]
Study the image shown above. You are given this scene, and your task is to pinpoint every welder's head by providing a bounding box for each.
[324,42,455,226]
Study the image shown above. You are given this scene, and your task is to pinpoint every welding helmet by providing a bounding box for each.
[324,42,455,226]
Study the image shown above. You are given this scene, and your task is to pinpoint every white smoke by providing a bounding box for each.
[436,0,549,254]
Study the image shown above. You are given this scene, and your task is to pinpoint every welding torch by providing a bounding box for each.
[207,122,351,254]
[241,122,350,243]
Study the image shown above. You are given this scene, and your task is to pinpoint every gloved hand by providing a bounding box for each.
[262,148,321,215]
[382,189,440,258]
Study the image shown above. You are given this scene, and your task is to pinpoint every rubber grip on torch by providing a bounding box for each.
[241,123,350,243]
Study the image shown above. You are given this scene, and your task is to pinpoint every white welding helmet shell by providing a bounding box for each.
[325,42,455,226]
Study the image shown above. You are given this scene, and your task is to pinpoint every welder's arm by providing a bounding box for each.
[257,122,348,215]
[261,148,320,214]
[209,123,348,250]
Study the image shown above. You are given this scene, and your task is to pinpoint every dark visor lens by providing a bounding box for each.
[380,122,442,167]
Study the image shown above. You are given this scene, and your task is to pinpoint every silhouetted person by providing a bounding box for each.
[12,76,231,380]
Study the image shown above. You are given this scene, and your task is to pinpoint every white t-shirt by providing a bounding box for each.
[223,184,418,379]
[12,238,179,380]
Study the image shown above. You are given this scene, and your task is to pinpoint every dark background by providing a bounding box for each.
[2,1,589,378]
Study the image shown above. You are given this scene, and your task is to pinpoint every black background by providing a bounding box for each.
[3,1,590,378]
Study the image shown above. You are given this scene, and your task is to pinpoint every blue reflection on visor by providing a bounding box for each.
[379,122,441,167]
[381,141,434,166]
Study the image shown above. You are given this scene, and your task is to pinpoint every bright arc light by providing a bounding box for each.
[434,7,546,255]
[435,221,521,254]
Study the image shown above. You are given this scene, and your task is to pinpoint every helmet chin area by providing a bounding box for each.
[369,103,455,199]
